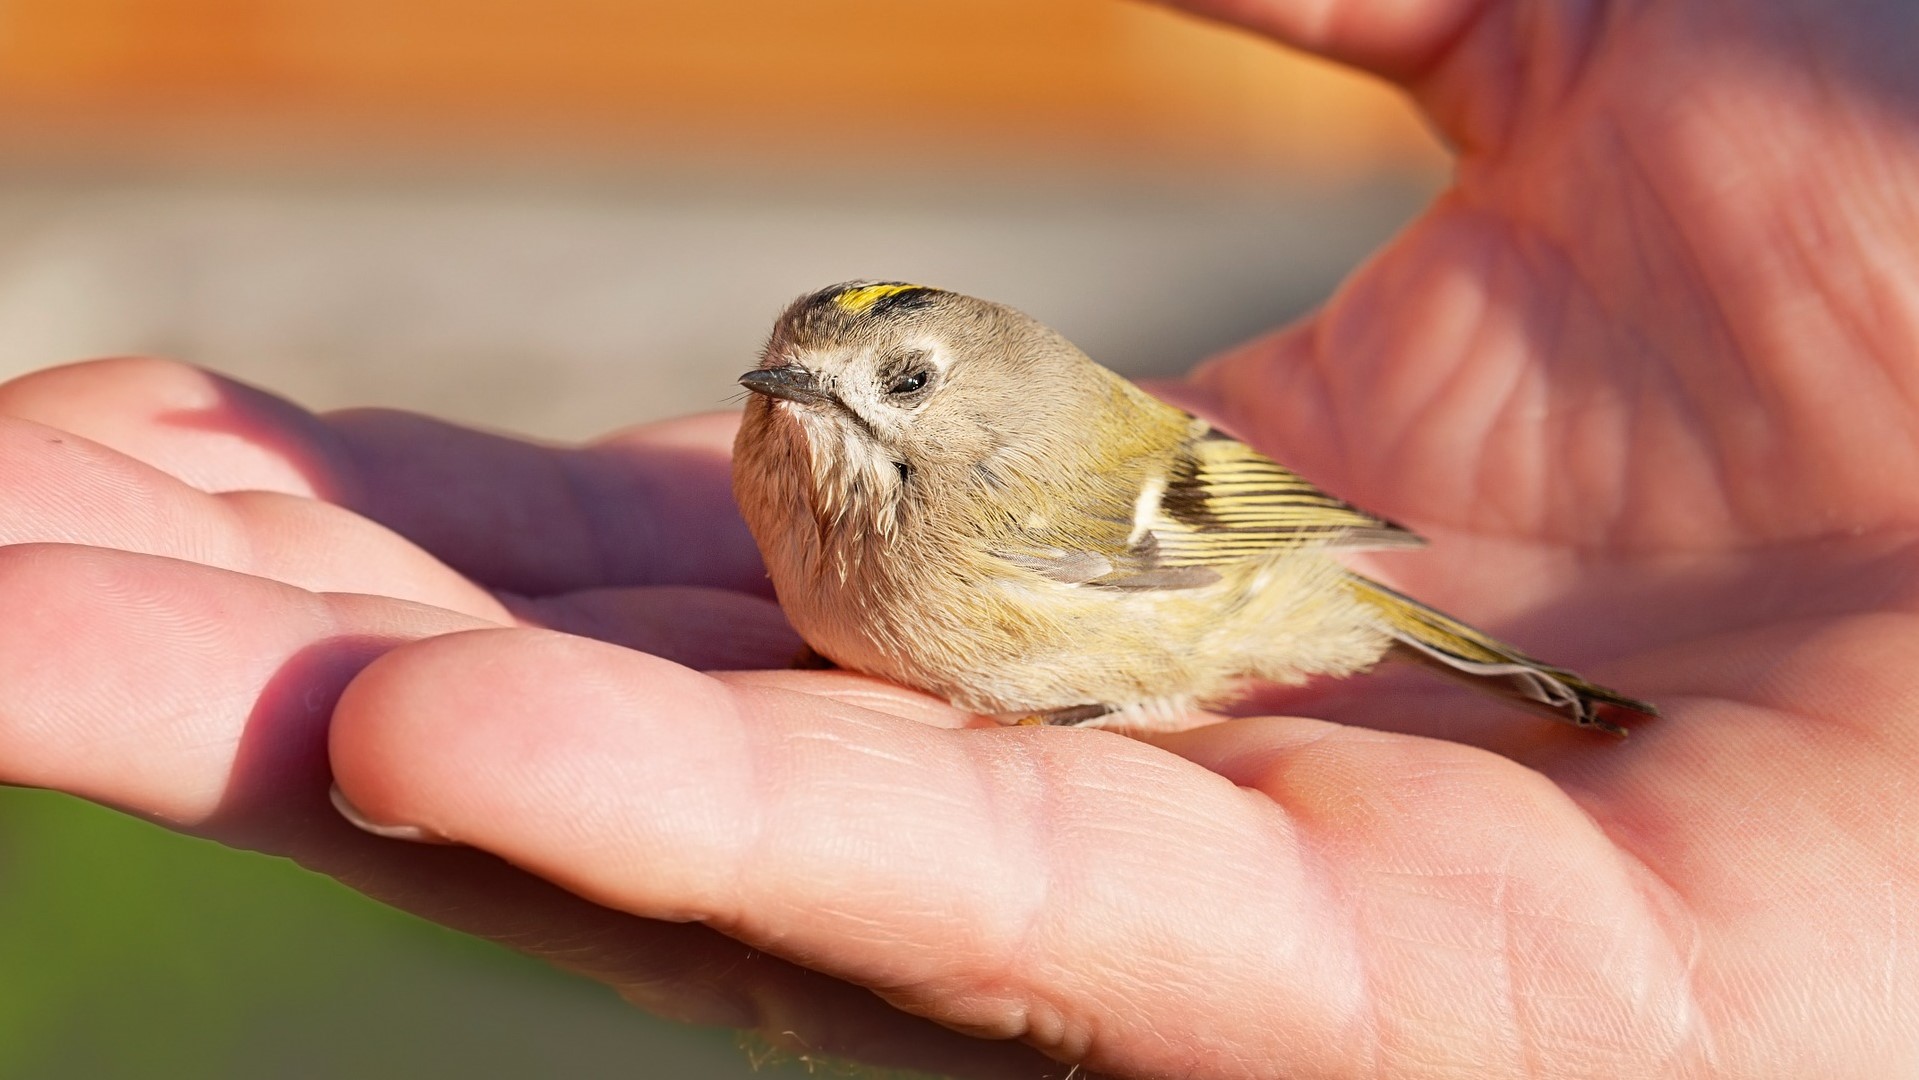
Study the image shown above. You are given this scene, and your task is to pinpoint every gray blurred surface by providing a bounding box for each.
[0,169,1434,438]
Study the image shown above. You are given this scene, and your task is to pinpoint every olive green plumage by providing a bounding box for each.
[730,281,1655,735]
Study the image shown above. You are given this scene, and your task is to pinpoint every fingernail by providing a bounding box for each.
[329,784,457,845]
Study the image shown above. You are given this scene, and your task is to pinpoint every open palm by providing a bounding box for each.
[3,1,1915,1077]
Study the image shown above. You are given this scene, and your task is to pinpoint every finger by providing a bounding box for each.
[0,415,509,620]
[1160,0,1485,83]
[0,355,355,497]
[0,358,768,595]
[329,627,1700,1076]
[0,407,797,670]
[0,544,1057,1080]
[1160,0,1582,165]
[0,543,488,827]
[330,407,768,596]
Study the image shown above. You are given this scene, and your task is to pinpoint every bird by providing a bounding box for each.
[730,281,1656,736]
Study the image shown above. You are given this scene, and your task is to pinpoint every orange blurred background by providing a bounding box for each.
[0,4,1444,1078]
[0,0,1435,171]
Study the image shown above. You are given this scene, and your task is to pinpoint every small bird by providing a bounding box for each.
[731,281,1656,735]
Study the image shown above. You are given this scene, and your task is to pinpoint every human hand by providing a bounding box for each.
[0,361,1067,1078]
[4,1,1918,1078]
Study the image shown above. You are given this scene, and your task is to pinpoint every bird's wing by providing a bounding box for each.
[1147,426,1421,565]
[993,421,1422,590]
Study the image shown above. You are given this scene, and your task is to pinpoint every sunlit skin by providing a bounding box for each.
[2,0,1917,1077]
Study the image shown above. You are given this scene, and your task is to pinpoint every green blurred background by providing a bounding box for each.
[0,1,1440,1076]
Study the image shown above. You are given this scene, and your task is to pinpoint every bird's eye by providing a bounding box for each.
[886,370,929,396]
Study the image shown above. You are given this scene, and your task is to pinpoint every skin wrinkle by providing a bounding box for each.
[1760,275,1919,539]
[1290,321,1345,474]
[1859,224,1919,424]
[1602,115,1758,401]
[201,486,263,576]
[1485,841,1534,1080]
[1369,225,1495,489]
[1447,237,1524,537]
[1883,876,1903,1020]
[780,727,920,771]
[1590,336,1686,551]
[1403,0,1522,152]
[1849,243,1919,432]
[1238,779,1377,1071]
[1368,295,1469,510]
[217,493,302,582]
[1523,883,1668,1071]
[1063,751,1298,1067]
[771,720,1031,1037]
[1461,149,1756,551]
[1613,332,1676,552]
[1200,727,1385,1073]
[1521,0,1607,133]
[1563,801,1707,1051]
[983,731,1082,1053]
[1774,204,1919,486]
[1059,806,1281,1044]
[1277,321,1351,487]
[827,688,962,725]
[1440,764,1699,1074]
[1696,613,1916,751]
[1783,2,1870,192]
[1532,247,1636,547]
[1396,0,1514,101]
[711,681,781,937]
[1787,614,1919,754]
[1369,874,1522,1075]
[1610,123,1811,544]
[1495,240,1557,543]
[1338,204,1694,553]
[1584,100,1753,476]
[1581,723,1850,1073]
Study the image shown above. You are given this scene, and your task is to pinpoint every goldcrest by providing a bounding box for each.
[731,281,1655,735]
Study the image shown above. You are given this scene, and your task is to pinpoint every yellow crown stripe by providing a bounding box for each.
[833,282,928,313]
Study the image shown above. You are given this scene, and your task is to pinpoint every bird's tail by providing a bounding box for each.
[1343,574,1656,736]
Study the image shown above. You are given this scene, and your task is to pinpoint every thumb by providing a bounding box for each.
[1158,0,1488,83]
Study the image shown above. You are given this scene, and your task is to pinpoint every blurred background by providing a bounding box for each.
[0,1,1443,1076]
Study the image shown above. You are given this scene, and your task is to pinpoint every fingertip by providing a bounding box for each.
[0,356,206,426]
[0,356,351,498]
[328,783,456,844]
[328,627,758,904]
[327,627,548,844]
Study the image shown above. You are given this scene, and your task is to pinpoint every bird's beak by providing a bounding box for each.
[739,365,832,406]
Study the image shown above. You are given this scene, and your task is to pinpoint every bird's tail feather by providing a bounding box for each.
[1344,573,1656,736]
